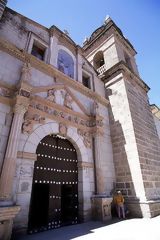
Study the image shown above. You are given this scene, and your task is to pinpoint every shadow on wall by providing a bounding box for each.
[106,88,142,217]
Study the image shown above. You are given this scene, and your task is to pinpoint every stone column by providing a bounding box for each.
[94,135,105,194]
[0,97,29,201]
[91,111,113,221]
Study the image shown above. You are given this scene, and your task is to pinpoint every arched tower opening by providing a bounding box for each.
[93,51,105,70]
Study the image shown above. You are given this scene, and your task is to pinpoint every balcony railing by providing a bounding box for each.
[97,64,107,76]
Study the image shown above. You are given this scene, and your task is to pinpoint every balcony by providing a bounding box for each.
[97,64,107,76]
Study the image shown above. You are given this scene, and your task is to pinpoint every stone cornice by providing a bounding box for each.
[0,205,20,221]
[0,37,109,107]
[150,104,160,120]
[0,95,13,106]
[101,61,150,93]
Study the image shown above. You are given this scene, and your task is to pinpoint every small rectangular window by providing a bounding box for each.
[31,42,45,61]
[82,75,90,89]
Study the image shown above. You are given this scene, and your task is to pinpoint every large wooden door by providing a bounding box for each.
[28,135,78,233]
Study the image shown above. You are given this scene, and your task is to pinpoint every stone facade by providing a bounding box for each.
[0,4,159,240]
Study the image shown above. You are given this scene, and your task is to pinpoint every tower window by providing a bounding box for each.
[31,42,46,61]
[93,51,105,70]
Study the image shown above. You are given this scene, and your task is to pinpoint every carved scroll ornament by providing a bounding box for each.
[22,112,45,134]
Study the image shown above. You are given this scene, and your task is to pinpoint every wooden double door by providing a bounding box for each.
[28,135,78,233]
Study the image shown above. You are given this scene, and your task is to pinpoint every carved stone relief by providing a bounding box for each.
[62,91,73,109]
[46,89,56,103]
[59,122,67,137]
[77,129,92,148]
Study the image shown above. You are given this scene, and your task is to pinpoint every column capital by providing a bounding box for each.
[14,96,29,114]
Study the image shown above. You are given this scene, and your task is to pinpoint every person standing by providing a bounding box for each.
[113,190,125,219]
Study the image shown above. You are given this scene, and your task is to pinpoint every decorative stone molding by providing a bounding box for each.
[102,61,150,93]
[59,122,67,137]
[77,129,92,148]
[22,112,45,134]
[27,95,104,135]
[0,37,109,107]
[77,161,93,169]
[0,206,20,221]
[17,151,37,161]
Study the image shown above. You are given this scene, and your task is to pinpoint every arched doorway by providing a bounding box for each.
[28,134,78,233]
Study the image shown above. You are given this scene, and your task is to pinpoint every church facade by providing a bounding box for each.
[0,1,160,239]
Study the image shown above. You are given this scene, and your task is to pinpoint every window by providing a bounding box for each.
[31,41,46,61]
[82,74,91,89]
[27,33,48,62]
[57,49,74,78]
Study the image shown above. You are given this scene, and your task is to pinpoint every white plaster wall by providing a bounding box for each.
[30,68,54,86]
[13,158,34,229]
[153,116,160,139]
[0,103,12,172]
[0,51,23,85]
[0,9,49,50]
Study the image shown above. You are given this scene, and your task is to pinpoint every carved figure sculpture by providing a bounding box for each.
[64,92,73,109]
[46,89,56,103]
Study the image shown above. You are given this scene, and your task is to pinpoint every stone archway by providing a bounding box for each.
[28,134,79,233]
[15,122,91,231]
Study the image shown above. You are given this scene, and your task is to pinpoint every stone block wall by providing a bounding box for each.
[106,76,144,202]
[125,79,160,201]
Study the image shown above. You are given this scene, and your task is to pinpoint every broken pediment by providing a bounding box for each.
[32,84,89,116]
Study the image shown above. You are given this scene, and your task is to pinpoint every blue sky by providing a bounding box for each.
[8,0,160,106]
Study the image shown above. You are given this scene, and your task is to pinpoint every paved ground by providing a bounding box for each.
[13,216,160,240]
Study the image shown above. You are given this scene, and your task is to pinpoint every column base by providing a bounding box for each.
[91,195,112,222]
[0,205,20,240]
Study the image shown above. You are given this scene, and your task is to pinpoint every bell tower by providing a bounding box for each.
[83,16,160,217]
